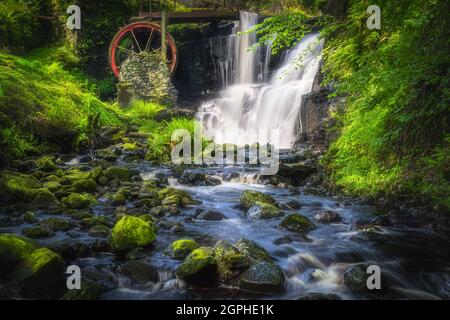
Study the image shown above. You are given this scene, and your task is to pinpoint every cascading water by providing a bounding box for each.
[198,12,324,149]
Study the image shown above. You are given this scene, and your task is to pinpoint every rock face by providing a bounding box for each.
[238,262,285,294]
[110,215,156,252]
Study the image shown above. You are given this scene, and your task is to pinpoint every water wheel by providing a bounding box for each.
[109,21,178,78]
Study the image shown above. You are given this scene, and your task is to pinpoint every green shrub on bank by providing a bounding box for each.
[321,0,449,207]
[0,51,123,163]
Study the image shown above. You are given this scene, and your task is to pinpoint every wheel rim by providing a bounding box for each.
[109,22,178,78]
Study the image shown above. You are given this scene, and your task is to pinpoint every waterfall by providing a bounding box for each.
[198,12,324,149]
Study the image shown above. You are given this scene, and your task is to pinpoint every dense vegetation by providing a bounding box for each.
[320,0,449,208]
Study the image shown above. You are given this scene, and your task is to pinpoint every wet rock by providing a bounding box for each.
[273,236,293,245]
[314,210,343,223]
[23,211,38,224]
[40,217,71,231]
[71,179,97,193]
[197,209,227,221]
[88,225,110,238]
[15,160,37,173]
[110,215,156,252]
[240,190,278,211]
[150,205,180,217]
[104,166,136,182]
[278,199,302,210]
[0,171,41,203]
[95,148,119,162]
[235,238,272,263]
[30,188,59,209]
[119,260,158,283]
[43,181,62,192]
[214,241,251,282]
[170,223,185,234]
[36,156,57,172]
[178,169,221,186]
[343,264,367,291]
[12,247,64,298]
[63,193,96,209]
[176,247,217,286]
[80,216,110,228]
[158,187,196,207]
[62,280,107,300]
[0,234,37,276]
[279,214,316,235]
[168,239,200,260]
[22,226,54,239]
[238,262,285,294]
[248,203,283,219]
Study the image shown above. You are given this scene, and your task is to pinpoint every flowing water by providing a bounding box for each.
[198,12,324,148]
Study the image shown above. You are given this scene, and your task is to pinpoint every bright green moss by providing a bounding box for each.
[170,239,200,260]
[110,215,156,251]
[0,234,36,275]
[240,190,278,211]
[0,170,41,202]
[176,247,217,280]
[279,214,316,234]
[63,193,96,209]
[158,187,195,207]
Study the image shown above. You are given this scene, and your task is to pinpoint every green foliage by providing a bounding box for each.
[321,0,450,207]
[0,51,123,163]
[124,100,166,121]
[0,0,50,51]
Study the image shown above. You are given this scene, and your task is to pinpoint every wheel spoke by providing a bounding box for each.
[116,46,136,55]
[144,29,154,52]
[130,29,143,53]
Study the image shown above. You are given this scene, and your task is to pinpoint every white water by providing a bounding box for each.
[198,12,324,149]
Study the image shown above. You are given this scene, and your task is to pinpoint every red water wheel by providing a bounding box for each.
[109,21,178,78]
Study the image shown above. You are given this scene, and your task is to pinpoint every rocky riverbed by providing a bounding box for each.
[1,126,449,300]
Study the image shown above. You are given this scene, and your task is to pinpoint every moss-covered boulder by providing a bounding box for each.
[31,188,59,209]
[168,239,200,260]
[0,234,36,276]
[62,280,106,300]
[12,247,64,298]
[40,217,71,231]
[43,181,62,192]
[104,166,135,182]
[22,226,54,239]
[110,215,156,251]
[240,190,278,211]
[158,188,195,207]
[80,216,110,228]
[36,156,57,172]
[0,171,41,202]
[71,179,97,193]
[108,188,131,206]
[279,214,316,235]
[235,238,272,263]
[119,260,158,283]
[23,211,38,223]
[247,203,283,219]
[63,193,96,209]
[238,262,285,294]
[214,241,251,282]
[176,247,217,286]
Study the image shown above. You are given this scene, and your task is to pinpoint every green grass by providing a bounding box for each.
[0,50,124,162]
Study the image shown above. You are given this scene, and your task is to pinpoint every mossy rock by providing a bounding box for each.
[104,166,135,182]
[36,156,57,172]
[23,211,38,223]
[11,247,64,298]
[158,188,195,207]
[279,214,316,235]
[22,226,54,239]
[31,188,59,209]
[119,260,158,283]
[214,241,252,282]
[110,215,156,252]
[40,217,71,231]
[248,202,283,219]
[235,238,272,264]
[108,188,131,206]
[43,181,62,192]
[62,280,107,300]
[63,193,96,209]
[122,142,139,151]
[0,170,41,202]
[71,179,97,193]
[238,262,285,294]
[169,239,200,260]
[176,247,217,286]
[0,234,36,276]
[59,170,91,185]
[81,216,110,228]
[240,190,277,211]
